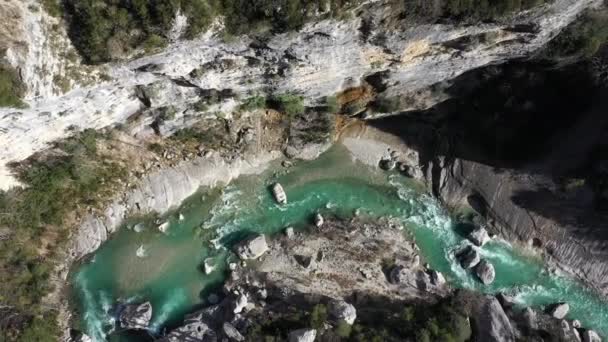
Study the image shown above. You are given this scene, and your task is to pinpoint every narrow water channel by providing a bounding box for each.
[71,144,608,341]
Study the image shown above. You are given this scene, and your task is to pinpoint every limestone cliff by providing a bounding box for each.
[0,0,601,189]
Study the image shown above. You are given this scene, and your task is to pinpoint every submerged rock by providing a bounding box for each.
[272,183,287,204]
[158,221,170,234]
[136,245,147,258]
[234,235,269,260]
[547,302,570,319]
[468,226,491,246]
[289,328,317,342]
[475,259,496,285]
[133,223,145,233]
[119,302,152,330]
[329,299,357,325]
[457,246,480,269]
[203,258,216,275]
[207,293,220,304]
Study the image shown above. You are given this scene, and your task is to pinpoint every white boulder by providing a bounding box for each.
[235,235,269,260]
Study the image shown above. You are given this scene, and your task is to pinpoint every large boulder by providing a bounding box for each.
[161,321,217,342]
[119,302,152,330]
[233,294,248,314]
[475,259,496,285]
[457,246,481,269]
[223,322,244,341]
[234,235,269,260]
[289,328,317,342]
[583,330,602,342]
[468,226,491,246]
[475,297,515,342]
[314,213,324,228]
[547,303,570,319]
[430,270,446,286]
[272,183,287,204]
[389,265,411,285]
[329,299,357,325]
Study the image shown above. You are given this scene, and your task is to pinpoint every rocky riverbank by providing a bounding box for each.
[101,216,594,342]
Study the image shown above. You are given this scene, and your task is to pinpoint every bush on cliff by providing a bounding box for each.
[0,64,26,108]
[543,9,608,59]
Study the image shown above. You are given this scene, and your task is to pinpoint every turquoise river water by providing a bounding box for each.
[71,144,608,341]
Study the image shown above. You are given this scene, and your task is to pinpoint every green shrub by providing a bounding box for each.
[240,96,267,112]
[40,0,63,17]
[416,329,432,342]
[142,34,168,53]
[309,304,327,329]
[543,9,608,59]
[374,96,402,113]
[271,93,305,118]
[0,129,127,340]
[0,64,26,108]
[324,96,339,113]
[18,315,60,342]
[335,321,352,338]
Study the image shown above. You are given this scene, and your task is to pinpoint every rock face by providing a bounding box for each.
[469,226,491,246]
[119,302,152,330]
[522,307,537,330]
[457,246,481,269]
[0,0,599,191]
[547,303,570,319]
[288,329,317,342]
[329,300,357,325]
[272,183,287,204]
[475,297,515,342]
[475,260,496,285]
[234,235,269,260]
[425,154,608,296]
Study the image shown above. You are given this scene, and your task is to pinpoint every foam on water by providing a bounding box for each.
[149,288,188,331]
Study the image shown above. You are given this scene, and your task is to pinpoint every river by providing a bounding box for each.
[70,144,608,341]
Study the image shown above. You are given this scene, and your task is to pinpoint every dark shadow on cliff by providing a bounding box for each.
[368,51,608,244]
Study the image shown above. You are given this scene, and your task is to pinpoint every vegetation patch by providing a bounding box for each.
[0,129,128,341]
[246,297,471,341]
[0,64,26,108]
[542,9,608,59]
[61,0,362,64]
[392,0,550,23]
[269,93,305,118]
